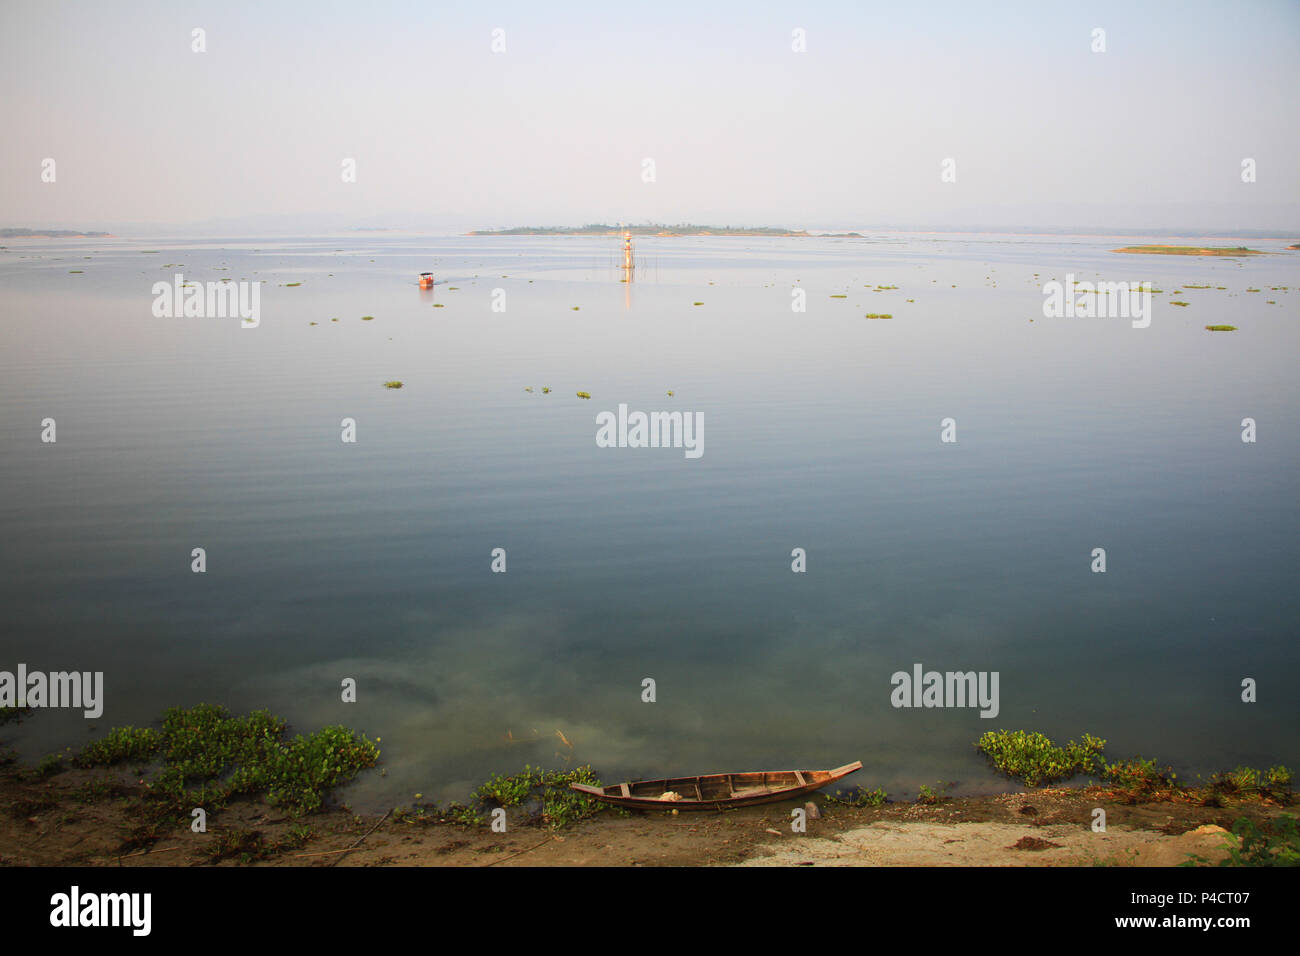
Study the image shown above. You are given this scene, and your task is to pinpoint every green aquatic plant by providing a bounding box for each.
[976,730,1106,787]
[383,381,404,389]
[76,704,379,820]
[576,391,591,399]
[442,802,483,826]
[1170,301,1190,307]
[361,315,374,321]
[693,302,703,306]
[473,766,543,806]
[462,765,606,828]
[830,294,847,298]
[864,313,892,319]
[1112,245,1261,256]
[541,387,551,393]
[1205,325,1237,331]
[283,282,301,287]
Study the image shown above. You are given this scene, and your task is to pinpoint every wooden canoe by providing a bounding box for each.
[569,760,862,811]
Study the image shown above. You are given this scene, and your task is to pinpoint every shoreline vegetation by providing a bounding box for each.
[1111,244,1265,256]
[2,707,1294,867]
[467,223,863,238]
[0,228,113,238]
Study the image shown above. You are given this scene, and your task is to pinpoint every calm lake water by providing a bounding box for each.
[1,232,1297,808]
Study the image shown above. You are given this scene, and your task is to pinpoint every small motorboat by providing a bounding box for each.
[569,760,862,811]
[418,272,435,289]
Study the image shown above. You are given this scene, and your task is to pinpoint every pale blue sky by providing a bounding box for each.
[2,0,1297,233]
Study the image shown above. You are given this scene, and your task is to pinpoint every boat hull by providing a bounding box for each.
[570,760,862,811]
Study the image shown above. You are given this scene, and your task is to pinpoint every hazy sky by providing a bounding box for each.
[3,0,1298,233]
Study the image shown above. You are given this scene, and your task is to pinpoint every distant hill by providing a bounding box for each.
[469,223,815,237]
[1,228,112,238]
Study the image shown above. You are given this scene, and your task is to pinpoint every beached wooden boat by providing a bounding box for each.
[569,760,862,811]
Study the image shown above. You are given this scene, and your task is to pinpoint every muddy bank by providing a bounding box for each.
[1,764,1290,867]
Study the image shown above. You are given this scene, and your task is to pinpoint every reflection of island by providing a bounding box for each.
[1,228,112,238]
[469,223,862,238]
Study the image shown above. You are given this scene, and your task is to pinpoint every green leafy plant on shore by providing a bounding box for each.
[75,726,162,767]
[1101,758,1178,798]
[1186,815,1300,867]
[916,782,950,805]
[825,786,888,808]
[1207,766,1292,803]
[976,730,1106,787]
[35,753,66,779]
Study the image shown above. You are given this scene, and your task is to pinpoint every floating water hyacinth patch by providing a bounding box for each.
[383,381,404,389]
[1205,325,1237,331]
[865,313,892,319]
[361,315,374,321]
[576,391,591,399]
